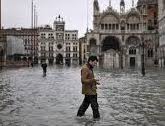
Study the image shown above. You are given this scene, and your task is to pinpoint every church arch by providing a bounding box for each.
[125,36,140,46]
[101,36,120,52]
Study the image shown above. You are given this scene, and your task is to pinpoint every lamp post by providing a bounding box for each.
[120,46,124,69]
[141,10,145,76]
[141,36,145,76]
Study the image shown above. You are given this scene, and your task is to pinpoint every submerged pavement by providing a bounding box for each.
[0,66,165,126]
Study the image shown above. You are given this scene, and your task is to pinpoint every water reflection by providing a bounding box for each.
[0,66,165,126]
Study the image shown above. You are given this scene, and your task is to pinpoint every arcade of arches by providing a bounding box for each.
[88,36,143,69]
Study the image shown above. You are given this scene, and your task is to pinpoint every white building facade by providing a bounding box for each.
[38,16,79,65]
[158,0,165,67]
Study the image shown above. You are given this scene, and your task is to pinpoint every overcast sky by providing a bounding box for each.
[2,0,138,37]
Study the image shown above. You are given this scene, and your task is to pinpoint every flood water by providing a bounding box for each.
[0,66,165,126]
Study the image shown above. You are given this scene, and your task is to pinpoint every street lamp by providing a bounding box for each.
[120,46,124,69]
[141,36,145,76]
[141,10,146,76]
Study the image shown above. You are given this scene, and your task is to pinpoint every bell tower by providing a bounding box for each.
[93,0,100,16]
[93,0,100,31]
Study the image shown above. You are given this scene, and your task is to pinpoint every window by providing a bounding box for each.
[67,34,70,40]
[112,24,115,30]
[73,46,77,52]
[66,47,70,52]
[41,33,45,38]
[49,46,53,51]
[105,24,108,30]
[129,47,136,55]
[137,24,139,30]
[116,24,119,30]
[24,39,27,45]
[127,24,129,30]
[41,46,45,51]
[72,34,76,40]
[109,24,111,30]
[101,24,104,30]
[73,53,77,58]
[66,53,70,58]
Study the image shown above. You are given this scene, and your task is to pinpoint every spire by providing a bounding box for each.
[109,0,111,7]
[94,0,99,11]
[93,0,100,16]
[132,0,134,8]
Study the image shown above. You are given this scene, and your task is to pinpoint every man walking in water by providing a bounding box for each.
[77,55,100,120]
[41,61,47,77]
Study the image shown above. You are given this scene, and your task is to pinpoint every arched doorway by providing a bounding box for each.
[130,57,135,67]
[101,36,120,68]
[102,36,120,51]
[56,54,63,64]
[126,36,140,68]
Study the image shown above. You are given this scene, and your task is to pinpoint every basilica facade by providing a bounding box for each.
[86,0,158,69]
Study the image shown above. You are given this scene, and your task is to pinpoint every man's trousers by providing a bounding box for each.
[77,95,100,119]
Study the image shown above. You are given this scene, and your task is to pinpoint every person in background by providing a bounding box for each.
[41,61,47,77]
[77,55,100,120]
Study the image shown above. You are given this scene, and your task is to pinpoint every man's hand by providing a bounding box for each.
[95,79,101,85]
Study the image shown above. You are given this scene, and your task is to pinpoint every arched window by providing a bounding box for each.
[129,47,136,55]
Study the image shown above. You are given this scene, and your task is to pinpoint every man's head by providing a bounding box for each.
[88,56,98,68]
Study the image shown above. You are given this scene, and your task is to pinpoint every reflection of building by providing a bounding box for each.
[6,36,25,56]
[158,0,165,67]
[2,28,39,63]
[38,15,79,65]
[86,0,158,69]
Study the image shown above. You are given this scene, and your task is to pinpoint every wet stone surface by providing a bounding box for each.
[0,66,165,126]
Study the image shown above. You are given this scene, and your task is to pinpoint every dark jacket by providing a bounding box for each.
[81,64,97,95]
[41,63,47,72]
